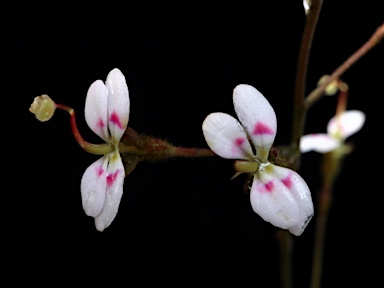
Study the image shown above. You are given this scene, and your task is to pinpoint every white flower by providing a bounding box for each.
[300,110,365,153]
[202,84,313,236]
[80,68,130,231]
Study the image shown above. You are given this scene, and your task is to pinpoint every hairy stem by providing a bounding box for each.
[170,147,216,158]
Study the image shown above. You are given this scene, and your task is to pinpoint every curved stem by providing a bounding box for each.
[55,103,114,155]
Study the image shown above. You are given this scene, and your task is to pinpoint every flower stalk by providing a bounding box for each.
[121,127,215,162]
[292,0,323,150]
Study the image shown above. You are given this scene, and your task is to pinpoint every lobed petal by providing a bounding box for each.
[250,164,300,232]
[300,133,340,153]
[233,84,277,150]
[202,112,255,159]
[106,68,130,144]
[80,156,108,217]
[270,165,313,236]
[85,80,109,141]
[327,110,365,140]
[94,151,125,232]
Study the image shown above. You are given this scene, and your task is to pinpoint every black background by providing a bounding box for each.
[5,2,383,287]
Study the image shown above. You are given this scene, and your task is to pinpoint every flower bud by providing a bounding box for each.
[29,94,56,122]
[234,160,260,173]
[318,75,339,95]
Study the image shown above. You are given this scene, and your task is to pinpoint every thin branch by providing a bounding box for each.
[305,22,384,108]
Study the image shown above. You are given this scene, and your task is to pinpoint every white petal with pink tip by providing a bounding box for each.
[250,167,300,231]
[94,152,125,232]
[81,156,108,217]
[233,84,277,149]
[270,165,313,236]
[106,68,130,143]
[202,112,254,159]
[85,80,109,141]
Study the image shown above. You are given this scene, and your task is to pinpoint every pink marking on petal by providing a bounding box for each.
[231,137,248,157]
[256,180,275,193]
[107,170,120,187]
[97,118,105,129]
[95,166,104,177]
[265,180,274,192]
[109,112,123,130]
[253,122,274,135]
[235,137,245,147]
[281,174,292,189]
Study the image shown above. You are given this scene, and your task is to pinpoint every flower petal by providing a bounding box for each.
[233,84,277,150]
[202,112,255,159]
[106,68,130,143]
[327,110,365,140]
[85,79,109,141]
[94,151,125,232]
[300,133,340,153]
[250,165,300,231]
[80,156,108,217]
[270,165,313,236]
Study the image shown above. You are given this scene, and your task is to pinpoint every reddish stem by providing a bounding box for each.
[55,103,113,155]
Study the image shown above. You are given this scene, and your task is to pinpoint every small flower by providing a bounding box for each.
[202,84,313,236]
[300,110,365,153]
[80,68,130,231]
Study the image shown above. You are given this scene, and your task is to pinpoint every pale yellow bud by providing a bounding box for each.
[234,160,260,173]
[29,94,56,122]
[318,75,339,96]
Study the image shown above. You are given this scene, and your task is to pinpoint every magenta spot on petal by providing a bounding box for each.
[235,137,245,147]
[253,122,274,135]
[281,174,293,189]
[109,112,123,129]
[231,137,248,157]
[107,170,120,187]
[97,118,105,130]
[264,180,274,192]
[95,166,104,177]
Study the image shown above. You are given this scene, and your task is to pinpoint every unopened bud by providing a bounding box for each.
[234,160,260,173]
[29,94,56,122]
[318,75,339,95]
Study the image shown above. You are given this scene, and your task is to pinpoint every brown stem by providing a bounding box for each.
[277,230,293,288]
[170,147,216,158]
[310,148,345,288]
[122,127,216,160]
[292,0,323,149]
[305,22,384,108]
[310,185,332,288]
